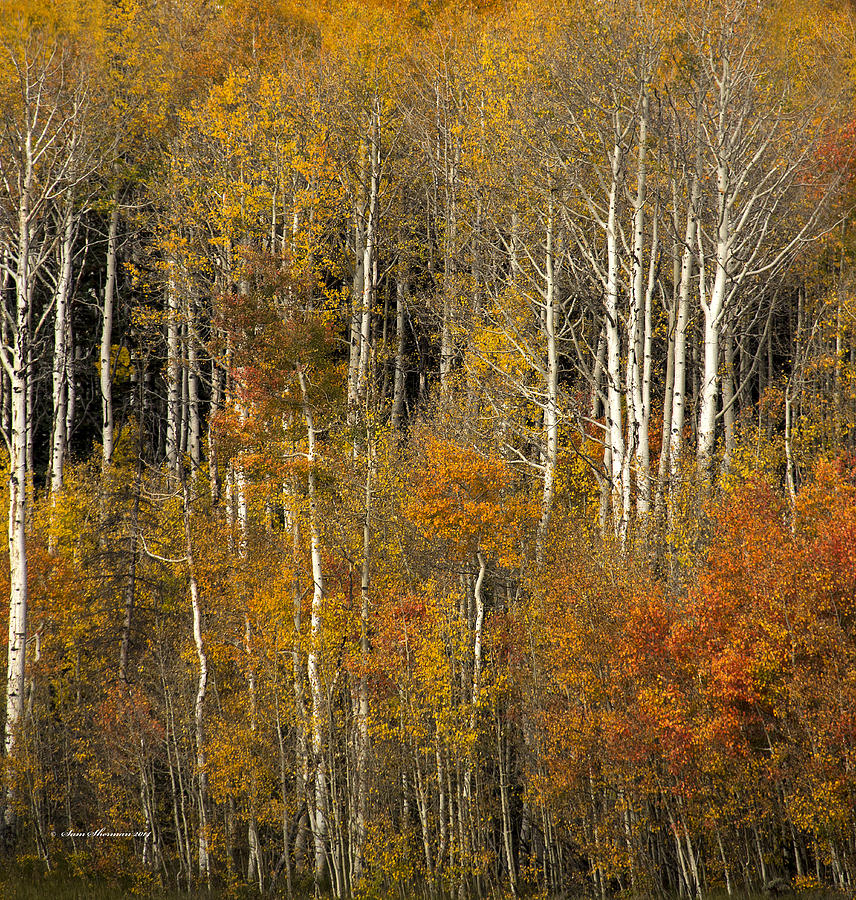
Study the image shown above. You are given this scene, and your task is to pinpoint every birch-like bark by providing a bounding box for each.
[497,710,518,897]
[1,293,10,444]
[784,389,796,512]
[668,166,701,483]
[101,201,119,471]
[440,125,459,393]
[722,329,736,469]
[654,294,676,521]
[353,432,372,884]
[65,316,75,448]
[2,155,32,825]
[1,48,100,806]
[355,104,380,415]
[391,258,407,430]
[50,202,75,495]
[289,487,311,871]
[537,206,558,563]
[180,472,210,883]
[627,92,653,524]
[696,158,730,478]
[605,142,627,541]
[208,357,222,503]
[25,288,33,482]
[165,264,181,474]
[692,9,819,478]
[436,744,447,870]
[348,174,366,409]
[186,292,201,475]
[464,551,486,811]
[180,323,188,458]
[3,290,28,805]
[638,210,657,519]
[298,368,329,882]
[245,615,263,890]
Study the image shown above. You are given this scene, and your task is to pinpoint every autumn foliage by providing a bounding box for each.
[1,0,856,897]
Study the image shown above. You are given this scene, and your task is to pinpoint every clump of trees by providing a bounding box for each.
[0,0,855,896]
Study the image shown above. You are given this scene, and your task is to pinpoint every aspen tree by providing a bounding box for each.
[179,467,211,883]
[545,5,660,542]
[297,367,330,884]
[0,19,101,822]
[667,145,701,485]
[49,199,76,495]
[100,199,119,470]
[677,0,830,482]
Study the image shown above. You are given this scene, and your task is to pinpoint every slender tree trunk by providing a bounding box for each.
[165,264,181,474]
[287,474,311,874]
[655,212,682,520]
[101,201,120,471]
[440,145,458,394]
[537,206,558,564]
[119,396,144,682]
[436,743,448,870]
[65,316,75,450]
[243,612,262,890]
[696,161,730,480]
[391,259,407,430]
[3,185,32,836]
[355,104,380,414]
[180,471,210,884]
[186,294,201,476]
[298,369,329,884]
[208,358,222,503]
[722,328,736,470]
[50,203,75,496]
[464,552,486,814]
[626,93,650,535]
[669,167,700,484]
[353,432,373,884]
[497,707,518,897]
[605,144,627,541]
[348,180,366,410]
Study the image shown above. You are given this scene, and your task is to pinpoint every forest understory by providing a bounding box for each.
[0,0,856,898]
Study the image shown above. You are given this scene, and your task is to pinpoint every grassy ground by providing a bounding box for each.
[0,865,264,900]
[0,867,851,900]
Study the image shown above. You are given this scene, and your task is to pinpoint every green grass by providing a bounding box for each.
[0,863,234,900]
[0,866,851,900]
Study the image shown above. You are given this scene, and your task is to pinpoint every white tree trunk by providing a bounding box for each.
[628,92,653,525]
[3,195,31,830]
[180,473,210,883]
[5,369,27,770]
[186,293,201,475]
[537,207,558,562]
[668,169,701,483]
[697,161,730,478]
[165,265,181,473]
[208,358,222,503]
[50,203,75,495]
[391,262,407,430]
[605,144,627,541]
[722,329,736,469]
[356,105,380,414]
[347,198,365,411]
[353,434,373,884]
[65,315,75,447]
[463,551,486,819]
[101,201,119,471]
[298,369,329,883]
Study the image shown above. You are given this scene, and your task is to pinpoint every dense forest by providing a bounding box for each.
[0,0,855,896]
